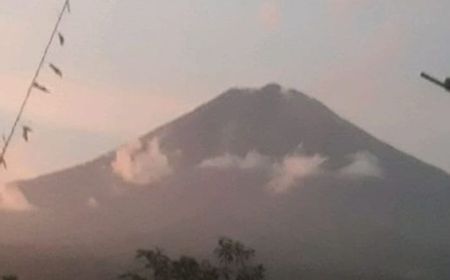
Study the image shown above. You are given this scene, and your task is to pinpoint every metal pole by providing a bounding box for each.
[421,72,446,88]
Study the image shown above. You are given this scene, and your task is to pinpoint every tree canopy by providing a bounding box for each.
[120,238,265,280]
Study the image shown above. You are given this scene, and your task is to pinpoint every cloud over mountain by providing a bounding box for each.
[199,151,271,170]
[267,153,326,194]
[201,149,327,194]
[0,182,34,212]
[111,138,172,185]
[339,151,383,178]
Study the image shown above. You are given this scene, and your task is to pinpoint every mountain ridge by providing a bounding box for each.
[3,83,450,280]
[14,83,448,185]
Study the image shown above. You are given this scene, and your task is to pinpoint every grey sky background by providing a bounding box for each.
[1,0,450,181]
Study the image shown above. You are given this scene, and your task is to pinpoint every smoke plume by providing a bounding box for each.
[339,151,383,178]
[267,154,326,194]
[199,151,271,170]
[111,138,173,185]
[0,182,34,212]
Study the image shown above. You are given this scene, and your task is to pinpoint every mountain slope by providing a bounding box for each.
[3,83,450,280]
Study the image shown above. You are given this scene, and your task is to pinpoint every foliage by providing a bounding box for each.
[2,276,18,280]
[120,238,265,280]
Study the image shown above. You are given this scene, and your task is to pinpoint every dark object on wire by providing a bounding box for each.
[22,126,32,142]
[49,63,63,77]
[420,72,450,92]
[0,156,7,169]
[32,82,50,93]
[58,33,65,46]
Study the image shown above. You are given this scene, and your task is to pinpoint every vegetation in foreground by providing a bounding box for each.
[1,238,265,280]
[120,237,265,280]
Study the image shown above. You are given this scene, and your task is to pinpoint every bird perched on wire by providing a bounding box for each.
[22,126,32,142]
[0,156,7,169]
[49,63,63,78]
[32,82,50,93]
[58,32,65,46]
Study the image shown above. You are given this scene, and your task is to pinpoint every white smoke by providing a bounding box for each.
[339,151,383,178]
[0,182,34,212]
[198,148,382,194]
[259,1,282,31]
[267,154,326,194]
[199,151,271,170]
[111,138,173,185]
[87,197,99,208]
[200,150,326,194]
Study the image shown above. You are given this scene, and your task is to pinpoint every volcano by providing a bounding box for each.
[2,84,450,280]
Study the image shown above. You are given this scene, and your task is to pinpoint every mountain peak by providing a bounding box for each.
[260,82,283,93]
[207,83,321,119]
[221,83,310,100]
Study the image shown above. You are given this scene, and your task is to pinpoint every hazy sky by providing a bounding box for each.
[1,0,450,181]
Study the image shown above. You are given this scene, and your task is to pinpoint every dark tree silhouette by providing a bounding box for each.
[121,238,265,280]
[172,256,219,280]
[2,275,18,280]
[120,248,172,280]
[214,238,264,280]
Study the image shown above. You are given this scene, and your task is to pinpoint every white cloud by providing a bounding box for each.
[200,150,326,194]
[0,182,34,212]
[339,151,383,178]
[197,148,383,193]
[259,1,282,31]
[87,197,99,208]
[199,151,271,170]
[267,154,326,194]
[111,138,173,185]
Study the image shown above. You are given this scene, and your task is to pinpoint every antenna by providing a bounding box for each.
[420,72,450,92]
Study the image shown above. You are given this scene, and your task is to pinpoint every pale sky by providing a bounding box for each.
[1,0,450,181]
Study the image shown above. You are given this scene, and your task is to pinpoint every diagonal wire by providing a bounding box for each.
[0,0,70,169]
